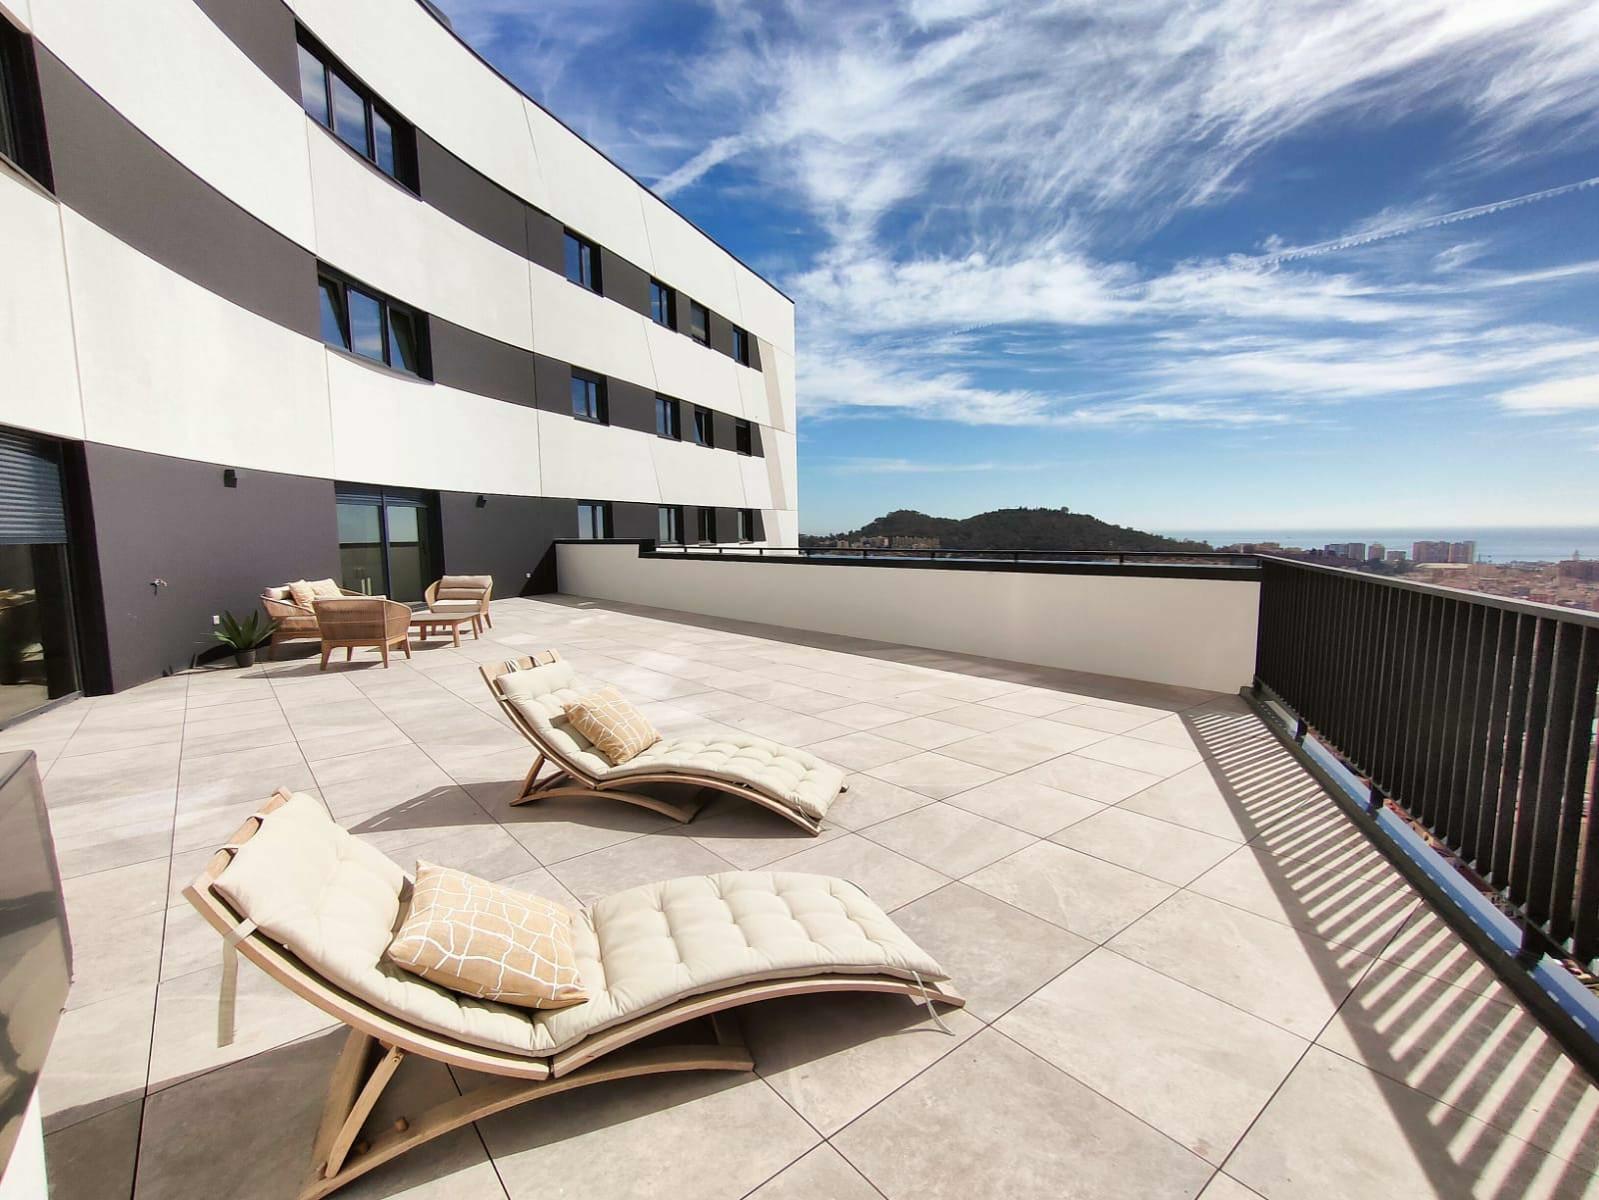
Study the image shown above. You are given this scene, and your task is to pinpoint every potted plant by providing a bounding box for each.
[214,610,277,668]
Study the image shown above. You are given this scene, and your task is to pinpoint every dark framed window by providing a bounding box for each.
[335,483,438,603]
[570,370,607,423]
[731,326,751,366]
[296,29,416,190]
[737,509,755,542]
[649,279,676,329]
[576,501,611,540]
[692,406,714,448]
[318,266,431,378]
[735,420,753,456]
[0,19,52,189]
[657,505,684,545]
[565,231,601,293]
[687,301,709,346]
[696,508,717,544]
[655,395,680,440]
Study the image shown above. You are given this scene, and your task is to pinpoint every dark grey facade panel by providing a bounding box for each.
[708,312,735,358]
[599,249,651,320]
[191,0,300,98]
[526,207,567,276]
[36,50,320,339]
[416,132,530,259]
[605,378,655,436]
[610,501,658,542]
[532,354,572,415]
[714,507,742,542]
[430,318,535,406]
[751,509,767,541]
[78,443,340,692]
[711,411,737,455]
[438,490,565,595]
[747,422,765,458]
[746,338,762,373]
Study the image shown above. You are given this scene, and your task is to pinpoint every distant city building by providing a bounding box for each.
[1368,543,1385,561]
[889,536,939,550]
[1323,542,1366,560]
[1558,558,1599,582]
[1386,549,1406,564]
[1413,540,1451,563]
[1449,540,1477,564]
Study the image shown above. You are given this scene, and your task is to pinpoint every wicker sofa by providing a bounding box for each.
[259,580,368,659]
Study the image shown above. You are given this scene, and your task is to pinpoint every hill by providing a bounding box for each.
[799,507,1214,553]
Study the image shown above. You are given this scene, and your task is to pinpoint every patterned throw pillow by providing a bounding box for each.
[286,579,318,609]
[563,687,661,764]
[386,862,588,1009]
[306,578,343,598]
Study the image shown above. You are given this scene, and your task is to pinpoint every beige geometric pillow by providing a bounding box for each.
[286,579,318,609]
[385,862,588,1010]
[306,577,343,598]
[563,687,661,764]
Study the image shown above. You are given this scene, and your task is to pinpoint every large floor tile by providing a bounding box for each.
[1016,753,1163,803]
[64,907,165,1011]
[745,1144,881,1199]
[1051,806,1238,885]
[943,775,1104,836]
[1115,761,1299,842]
[743,990,981,1134]
[39,983,155,1132]
[998,949,1306,1163]
[891,882,1093,1021]
[1227,1046,1595,1200]
[808,730,921,771]
[548,830,733,904]
[1376,904,1503,998]
[864,802,1035,877]
[769,832,949,910]
[478,1070,817,1200]
[864,750,1001,800]
[827,772,938,829]
[672,793,849,868]
[833,1028,1211,1199]
[1108,891,1373,1039]
[44,1095,142,1200]
[875,715,980,750]
[497,794,678,864]
[966,841,1174,941]
[1075,733,1205,776]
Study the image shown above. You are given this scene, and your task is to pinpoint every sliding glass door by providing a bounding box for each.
[0,429,79,726]
[334,484,437,604]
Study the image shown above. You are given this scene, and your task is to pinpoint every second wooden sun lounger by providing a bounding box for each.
[186,790,962,1200]
[482,651,848,833]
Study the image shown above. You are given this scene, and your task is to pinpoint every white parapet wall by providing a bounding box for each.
[557,544,1260,693]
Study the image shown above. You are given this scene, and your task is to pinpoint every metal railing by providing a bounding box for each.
[649,544,1258,567]
[1255,556,1599,965]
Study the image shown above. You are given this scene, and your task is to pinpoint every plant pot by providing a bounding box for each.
[233,649,257,668]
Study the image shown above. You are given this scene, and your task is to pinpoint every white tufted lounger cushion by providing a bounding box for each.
[498,658,844,823]
[211,794,946,1060]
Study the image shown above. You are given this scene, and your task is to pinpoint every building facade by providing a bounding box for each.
[0,0,798,708]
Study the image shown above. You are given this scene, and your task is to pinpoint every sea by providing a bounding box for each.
[1158,526,1599,564]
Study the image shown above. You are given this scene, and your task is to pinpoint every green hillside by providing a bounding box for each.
[801,507,1213,552]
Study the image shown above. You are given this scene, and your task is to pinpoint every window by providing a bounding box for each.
[732,325,751,366]
[576,502,610,540]
[0,20,51,188]
[564,231,601,293]
[318,267,431,378]
[570,370,606,423]
[657,505,684,545]
[687,301,709,346]
[335,484,438,603]
[692,406,714,448]
[696,508,717,544]
[735,420,753,456]
[649,279,676,329]
[737,509,756,542]
[296,30,416,190]
[655,395,680,440]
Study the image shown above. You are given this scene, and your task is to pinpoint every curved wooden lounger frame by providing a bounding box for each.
[185,792,960,1200]
[480,660,845,834]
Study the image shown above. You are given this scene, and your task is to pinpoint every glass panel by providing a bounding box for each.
[371,109,396,177]
[336,501,384,595]
[571,375,599,419]
[383,500,430,603]
[318,276,349,349]
[297,45,329,125]
[0,52,15,164]
[564,234,590,288]
[348,288,384,363]
[388,306,421,375]
[694,409,713,446]
[690,303,708,344]
[0,543,79,725]
[330,71,368,156]
[576,504,596,539]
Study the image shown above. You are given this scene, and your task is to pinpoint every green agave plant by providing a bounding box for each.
[214,609,278,652]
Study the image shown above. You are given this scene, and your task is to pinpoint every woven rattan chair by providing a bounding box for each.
[312,597,412,670]
[261,583,369,660]
[422,575,494,630]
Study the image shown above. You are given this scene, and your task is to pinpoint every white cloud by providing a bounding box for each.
[1498,375,1599,414]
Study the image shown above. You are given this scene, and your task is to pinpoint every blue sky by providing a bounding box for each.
[437,0,1599,536]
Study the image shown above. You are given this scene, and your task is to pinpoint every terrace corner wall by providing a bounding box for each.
[555,544,1260,693]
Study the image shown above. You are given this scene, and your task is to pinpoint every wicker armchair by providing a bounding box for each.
[260,583,369,659]
[422,575,494,630]
[311,597,413,670]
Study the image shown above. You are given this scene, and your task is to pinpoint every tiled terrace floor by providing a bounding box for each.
[13,595,1599,1200]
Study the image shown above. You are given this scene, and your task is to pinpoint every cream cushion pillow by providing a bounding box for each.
[307,577,343,598]
[286,579,317,609]
[386,862,588,1010]
[562,687,661,764]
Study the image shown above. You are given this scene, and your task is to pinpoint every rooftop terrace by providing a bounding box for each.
[16,594,1599,1200]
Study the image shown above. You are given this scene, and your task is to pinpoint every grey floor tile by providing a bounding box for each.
[39,982,155,1132]
[943,775,1105,837]
[769,832,949,910]
[864,750,1001,800]
[548,831,733,904]
[1051,806,1238,885]
[966,841,1174,941]
[45,1095,142,1200]
[1016,752,1164,803]
[745,1144,881,1200]
[863,802,1035,877]
[827,773,938,830]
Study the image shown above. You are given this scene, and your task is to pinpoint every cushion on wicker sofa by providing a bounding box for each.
[498,657,844,822]
[435,575,492,600]
[211,793,947,1059]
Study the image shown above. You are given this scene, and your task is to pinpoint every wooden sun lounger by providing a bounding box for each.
[481,655,847,833]
[184,791,960,1200]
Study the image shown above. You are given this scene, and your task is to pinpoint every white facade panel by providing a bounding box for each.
[769,346,798,433]
[536,412,660,504]
[736,269,796,357]
[528,266,654,384]
[644,323,742,415]
[738,456,775,511]
[63,211,333,476]
[639,192,743,323]
[736,365,772,427]
[306,128,534,349]
[284,0,547,208]
[765,428,799,512]
[326,352,541,495]
[33,0,316,246]
[523,101,654,269]
[650,438,747,508]
[766,509,800,547]
[0,0,31,31]
[0,173,83,440]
